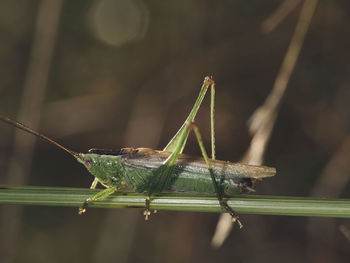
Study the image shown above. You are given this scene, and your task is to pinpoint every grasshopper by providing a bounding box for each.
[0,77,275,228]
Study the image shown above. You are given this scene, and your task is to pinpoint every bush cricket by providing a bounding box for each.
[0,76,275,228]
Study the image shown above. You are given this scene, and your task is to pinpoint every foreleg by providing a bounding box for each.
[78,186,116,215]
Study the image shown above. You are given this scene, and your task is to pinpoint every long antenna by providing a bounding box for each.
[0,114,78,158]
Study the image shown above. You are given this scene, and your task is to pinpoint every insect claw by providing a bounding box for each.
[232,216,243,229]
[78,198,90,215]
[78,207,86,215]
[143,209,151,220]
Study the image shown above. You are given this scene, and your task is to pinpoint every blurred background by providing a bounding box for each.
[0,0,350,262]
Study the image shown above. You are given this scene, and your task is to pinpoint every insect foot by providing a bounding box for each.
[143,209,151,220]
[143,197,152,220]
[232,216,243,229]
[78,198,90,215]
[78,207,86,215]
[220,200,243,229]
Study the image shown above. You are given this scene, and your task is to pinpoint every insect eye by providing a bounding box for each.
[84,157,92,168]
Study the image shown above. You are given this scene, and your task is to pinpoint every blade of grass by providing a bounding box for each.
[0,185,350,218]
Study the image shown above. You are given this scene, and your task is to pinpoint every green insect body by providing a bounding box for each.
[0,76,276,227]
[78,148,275,196]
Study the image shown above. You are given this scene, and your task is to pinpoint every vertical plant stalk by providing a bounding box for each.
[261,0,302,34]
[212,0,319,248]
[0,1,63,262]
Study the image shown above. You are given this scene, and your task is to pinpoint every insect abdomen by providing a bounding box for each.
[168,168,248,195]
[121,163,247,195]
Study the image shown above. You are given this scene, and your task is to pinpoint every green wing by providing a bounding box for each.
[123,148,276,185]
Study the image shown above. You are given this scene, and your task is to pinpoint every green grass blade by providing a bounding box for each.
[0,185,350,218]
